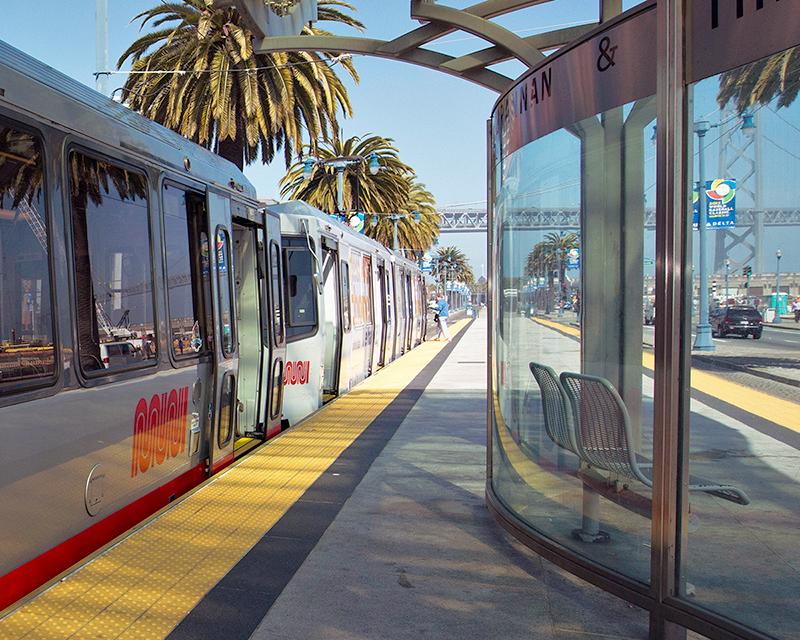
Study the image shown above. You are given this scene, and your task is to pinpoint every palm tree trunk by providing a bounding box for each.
[217,136,245,171]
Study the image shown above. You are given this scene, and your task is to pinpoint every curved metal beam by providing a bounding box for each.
[442,24,596,73]
[254,35,513,92]
[378,0,552,57]
[410,0,544,68]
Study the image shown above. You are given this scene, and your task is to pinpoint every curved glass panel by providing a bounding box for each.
[490,3,658,585]
[682,44,800,637]
[492,96,657,583]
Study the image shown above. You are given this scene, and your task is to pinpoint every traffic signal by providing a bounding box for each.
[743,266,752,277]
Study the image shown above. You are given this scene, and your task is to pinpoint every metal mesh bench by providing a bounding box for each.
[528,362,580,455]
[560,372,750,506]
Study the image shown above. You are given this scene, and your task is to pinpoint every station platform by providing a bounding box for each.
[0,316,646,640]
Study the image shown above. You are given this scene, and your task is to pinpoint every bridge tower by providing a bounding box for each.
[713,105,763,274]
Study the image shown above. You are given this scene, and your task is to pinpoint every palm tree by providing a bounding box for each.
[436,246,474,287]
[365,181,440,255]
[281,134,441,253]
[280,134,413,214]
[526,232,579,311]
[525,242,556,279]
[117,0,362,170]
[718,45,800,112]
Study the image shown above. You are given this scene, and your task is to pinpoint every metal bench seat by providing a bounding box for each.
[528,362,580,455]
[527,362,749,506]
[559,371,750,506]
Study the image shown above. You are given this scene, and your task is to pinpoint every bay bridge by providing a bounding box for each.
[437,207,800,232]
[438,207,800,274]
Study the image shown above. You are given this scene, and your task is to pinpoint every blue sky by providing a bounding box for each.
[0,1,646,270]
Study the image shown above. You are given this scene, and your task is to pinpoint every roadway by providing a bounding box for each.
[642,324,800,351]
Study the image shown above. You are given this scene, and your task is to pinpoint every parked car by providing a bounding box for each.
[710,306,763,339]
[99,341,142,368]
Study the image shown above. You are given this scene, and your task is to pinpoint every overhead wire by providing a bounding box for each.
[95,53,354,80]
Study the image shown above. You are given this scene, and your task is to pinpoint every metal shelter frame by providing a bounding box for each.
[249,0,621,94]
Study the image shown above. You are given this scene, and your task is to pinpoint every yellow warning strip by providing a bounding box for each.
[0,320,471,640]
[533,316,581,339]
[494,406,567,497]
[532,317,799,431]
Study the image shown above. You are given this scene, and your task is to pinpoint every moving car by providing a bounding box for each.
[710,306,763,339]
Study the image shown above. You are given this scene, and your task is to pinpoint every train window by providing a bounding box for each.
[162,183,207,359]
[269,241,284,346]
[362,255,373,326]
[215,229,235,356]
[341,260,352,332]
[69,151,155,374]
[385,269,392,323]
[217,372,235,447]
[0,125,55,388]
[270,358,283,420]
[349,253,371,328]
[283,243,318,341]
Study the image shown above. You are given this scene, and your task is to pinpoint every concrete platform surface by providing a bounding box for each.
[251,318,649,640]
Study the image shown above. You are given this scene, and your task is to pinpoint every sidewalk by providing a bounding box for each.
[251,317,648,640]
[765,319,800,330]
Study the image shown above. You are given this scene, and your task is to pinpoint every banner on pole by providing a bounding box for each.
[693,179,736,229]
[566,247,580,270]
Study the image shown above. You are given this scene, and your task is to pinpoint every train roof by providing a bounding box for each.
[271,200,397,256]
[0,38,256,199]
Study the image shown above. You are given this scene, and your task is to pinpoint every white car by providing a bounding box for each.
[99,341,142,368]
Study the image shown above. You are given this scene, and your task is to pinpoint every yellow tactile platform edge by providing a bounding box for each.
[533,317,799,431]
[0,320,471,640]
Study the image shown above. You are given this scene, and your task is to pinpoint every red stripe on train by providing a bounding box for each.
[210,451,235,474]
[0,464,206,613]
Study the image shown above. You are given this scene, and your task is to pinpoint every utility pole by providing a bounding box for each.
[96,0,109,96]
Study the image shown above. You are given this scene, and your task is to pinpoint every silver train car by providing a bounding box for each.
[0,40,429,610]
[271,202,429,427]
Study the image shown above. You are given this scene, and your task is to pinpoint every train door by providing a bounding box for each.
[263,213,285,437]
[363,255,375,375]
[206,191,238,473]
[231,212,264,453]
[414,275,425,345]
[321,237,342,402]
[376,260,388,366]
[418,276,427,344]
[405,273,413,350]
[394,265,405,356]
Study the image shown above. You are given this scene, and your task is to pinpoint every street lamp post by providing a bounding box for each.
[724,258,730,306]
[303,152,380,216]
[694,120,715,351]
[390,213,401,254]
[369,210,421,256]
[775,249,783,323]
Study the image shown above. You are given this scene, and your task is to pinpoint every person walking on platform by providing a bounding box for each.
[436,293,451,342]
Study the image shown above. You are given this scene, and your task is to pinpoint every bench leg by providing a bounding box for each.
[572,485,611,543]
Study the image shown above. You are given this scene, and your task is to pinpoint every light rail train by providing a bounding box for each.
[0,40,429,611]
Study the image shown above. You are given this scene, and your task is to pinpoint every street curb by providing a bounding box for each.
[764,322,800,331]
[691,354,800,389]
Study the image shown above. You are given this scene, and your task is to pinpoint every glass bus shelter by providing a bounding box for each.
[487,2,800,639]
